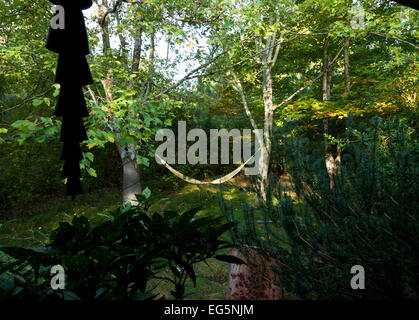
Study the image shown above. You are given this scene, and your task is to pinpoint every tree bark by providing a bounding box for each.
[257,26,280,203]
[144,26,155,98]
[116,144,142,205]
[260,65,273,202]
[322,39,330,102]
[93,0,111,53]
[131,26,143,73]
[227,248,282,300]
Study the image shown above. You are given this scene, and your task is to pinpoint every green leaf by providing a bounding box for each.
[32,99,42,107]
[11,120,37,132]
[107,134,115,143]
[88,168,97,178]
[142,187,151,199]
[84,152,94,162]
[136,155,150,167]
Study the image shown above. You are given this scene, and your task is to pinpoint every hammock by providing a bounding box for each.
[155,148,261,185]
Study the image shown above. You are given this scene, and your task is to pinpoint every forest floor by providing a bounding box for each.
[0,178,261,299]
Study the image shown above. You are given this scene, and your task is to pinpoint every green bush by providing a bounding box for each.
[0,195,243,300]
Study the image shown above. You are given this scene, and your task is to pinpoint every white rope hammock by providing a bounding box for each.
[155,148,261,185]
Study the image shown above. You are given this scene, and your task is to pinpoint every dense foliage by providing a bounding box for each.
[221,117,418,299]
[0,0,417,300]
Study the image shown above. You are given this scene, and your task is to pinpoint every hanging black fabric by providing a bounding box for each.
[46,0,93,199]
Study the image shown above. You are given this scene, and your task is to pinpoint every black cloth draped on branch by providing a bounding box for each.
[46,0,93,199]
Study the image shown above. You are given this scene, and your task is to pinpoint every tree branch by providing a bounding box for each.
[230,71,258,132]
[100,0,124,27]
[153,51,227,100]
[273,44,345,111]
[369,31,419,50]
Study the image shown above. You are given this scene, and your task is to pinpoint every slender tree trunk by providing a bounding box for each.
[144,27,155,98]
[344,37,350,94]
[93,0,111,53]
[323,38,333,187]
[166,36,170,64]
[322,39,330,102]
[322,38,341,188]
[256,26,280,203]
[131,27,143,73]
[260,65,273,202]
[327,52,332,98]
[115,10,128,71]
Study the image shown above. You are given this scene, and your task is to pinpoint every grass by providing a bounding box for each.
[0,188,120,247]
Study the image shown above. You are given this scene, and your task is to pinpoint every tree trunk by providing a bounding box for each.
[227,29,281,300]
[122,152,142,205]
[117,144,142,205]
[322,39,331,102]
[122,148,142,204]
[115,10,128,71]
[323,38,333,187]
[131,27,143,73]
[322,38,341,188]
[144,27,155,98]
[344,37,350,94]
[260,65,273,202]
[227,248,283,300]
[166,36,170,64]
[93,0,111,53]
